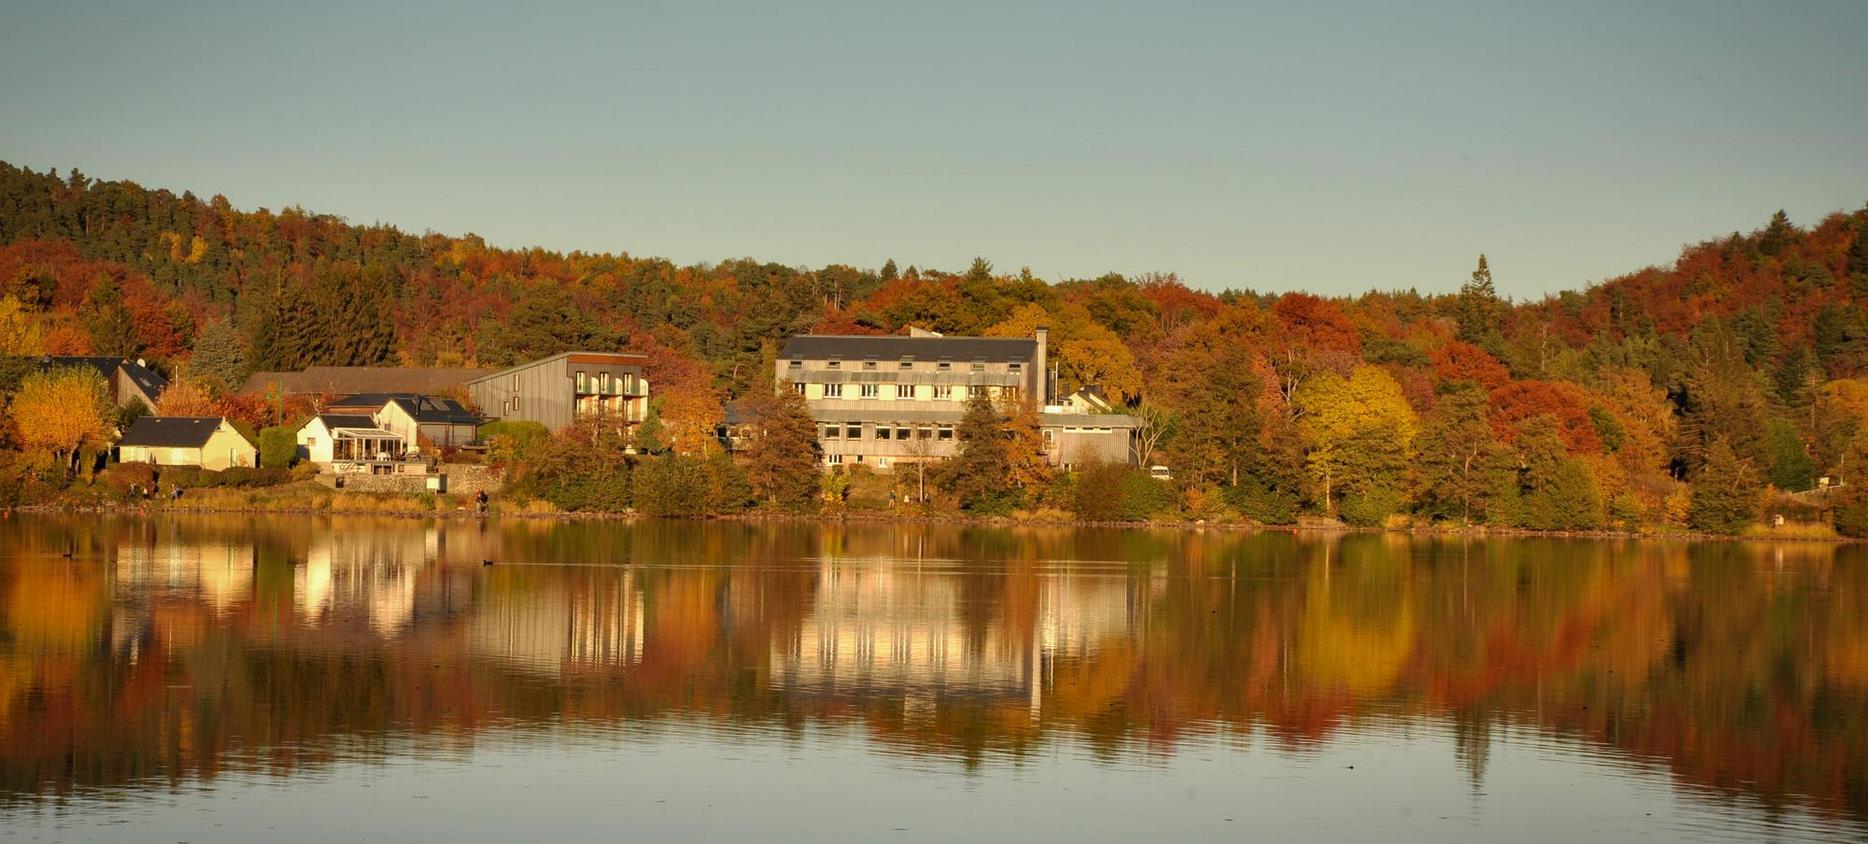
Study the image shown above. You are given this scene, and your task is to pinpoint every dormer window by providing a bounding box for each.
[899,356,914,369]
[938,358,952,371]
[788,357,802,369]
[863,357,878,370]
[971,358,986,372]
[1008,362,1022,373]
[827,356,841,369]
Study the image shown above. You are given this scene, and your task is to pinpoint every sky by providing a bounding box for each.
[1,1,1864,299]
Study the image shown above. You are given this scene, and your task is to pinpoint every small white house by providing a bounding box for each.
[296,414,406,466]
[118,417,256,470]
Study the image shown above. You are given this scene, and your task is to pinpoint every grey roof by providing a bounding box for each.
[386,396,480,424]
[242,367,486,396]
[313,414,379,430]
[39,355,168,401]
[119,416,225,448]
[465,351,647,385]
[780,335,1038,363]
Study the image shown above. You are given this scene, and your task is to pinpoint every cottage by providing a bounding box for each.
[118,417,256,470]
[34,355,168,408]
[296,414,408,468]
[468,352,649,432]
[327,393,480,449]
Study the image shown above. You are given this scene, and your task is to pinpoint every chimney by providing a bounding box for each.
[1033,327,1049,404]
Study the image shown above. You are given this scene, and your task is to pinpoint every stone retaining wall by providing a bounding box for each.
[323,463,503,496]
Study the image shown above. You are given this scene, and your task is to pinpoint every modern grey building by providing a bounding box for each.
[775,328,1137,470]
[467,352,649,433]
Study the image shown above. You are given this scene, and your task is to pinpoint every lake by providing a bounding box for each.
[0,514,1862,842]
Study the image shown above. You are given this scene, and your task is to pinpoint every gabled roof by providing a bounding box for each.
[119,416,227,448]
[39,355,169,400]
[385,396,479,424]
[464,351,648,385]
[328,392,418,409]
[242,367,485,396]
[311,414,379,430]
[779,334,1038,363]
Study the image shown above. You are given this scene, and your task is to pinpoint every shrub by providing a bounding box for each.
[1071,462,1126,521]
[481,420,550,465]
[633,455,711,517]
[220,466,290,488]
[1224,480,1298,525]
[100,461,159,497]
[704,450,754,513]
[0,452,69,506]
[258,425,299,468]
[505,434,630,511]
[1834,492,1868,538]
[1340,487,1404,527]
[1118,472,1175,521]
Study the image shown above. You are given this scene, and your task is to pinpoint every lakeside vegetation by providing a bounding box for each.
[1,162,1867,534]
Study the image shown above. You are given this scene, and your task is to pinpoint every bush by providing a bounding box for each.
[704,451,754,513]
[1071,462,1125,521]
[481,420,550,465]
[1340,487,1404,527]
[1118,472,1175,521]
[0,452,70,506]
[258,425,299,468]
[100,461,159,497]
[219,466,290,488]
[633,455,711,517]
[1224,480,1298,525]
[1834,492,1868,538]
[505,434,630,511]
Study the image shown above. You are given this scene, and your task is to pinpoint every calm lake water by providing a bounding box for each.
[0,514,1863,842]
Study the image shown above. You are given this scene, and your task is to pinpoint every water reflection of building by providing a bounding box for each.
[114,537,256,613]
[295,528,440,634]
[469,570,645,675]
[775,558,1157,713]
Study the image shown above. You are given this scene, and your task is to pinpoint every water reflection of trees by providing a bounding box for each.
[0,516,1864,825]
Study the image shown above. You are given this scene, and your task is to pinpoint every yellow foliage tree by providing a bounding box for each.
[987,302,1142,402]
[0,295,43,356]
[12,366,115,471]
[156,377,218,417]
[1295,365,1418,510]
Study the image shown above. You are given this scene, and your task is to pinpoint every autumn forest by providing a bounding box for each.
[3,161,1868,534]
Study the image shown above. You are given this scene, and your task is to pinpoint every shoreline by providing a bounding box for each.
[11,500,1851,544]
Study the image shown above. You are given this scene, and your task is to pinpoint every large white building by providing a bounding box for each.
[773,328,1139,470]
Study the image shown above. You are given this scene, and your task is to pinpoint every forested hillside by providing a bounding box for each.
[3,160,1867,532]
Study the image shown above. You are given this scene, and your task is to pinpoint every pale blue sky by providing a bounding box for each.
[2,1,1864,297]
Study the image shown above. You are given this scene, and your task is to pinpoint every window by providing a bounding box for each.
[822,423,840,440]
[876,426,892,441]
[877,457,891,468]
[896,425,911,440]
[788,358,803,370]
[968,385,987,398]
[792,382,807,395]
[937,425,954,441]
[895,384,914,399]
[827,356,841,369]
[575,371,588,392]
[971,358,986,372]
[863,357,878,370]
[899,356,914,369]
[934,385,953,400]
[1004,386,1021,401]
[860,384,879,399]
[845,422,862,439]
[1009,362,1023,374]
[824,383,843,398]
[937,358,952,371]
[916,426,933,440]
[599,372,612,394]
[826,454,843,466]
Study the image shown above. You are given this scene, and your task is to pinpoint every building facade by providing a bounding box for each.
[117,417,256,470]
[775,329,1138,470]
[467,352,649,432]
